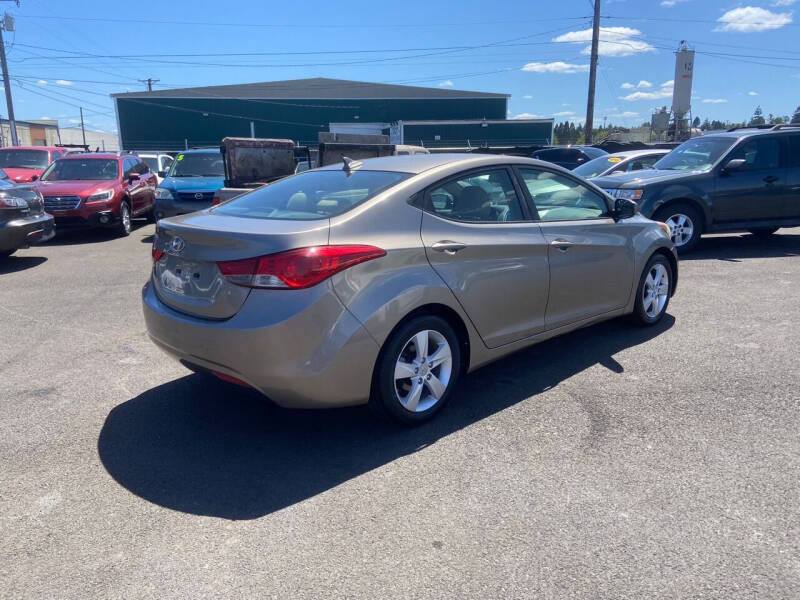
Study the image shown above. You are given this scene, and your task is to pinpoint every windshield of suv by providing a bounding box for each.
[0,149,50,169]
[573,155,622,178]
[213,169,411,220]
[40,159,119,181]
[168,152,224,178]
[653,137,736,171]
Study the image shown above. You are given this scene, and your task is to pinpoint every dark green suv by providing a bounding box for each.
[593,125,800,251]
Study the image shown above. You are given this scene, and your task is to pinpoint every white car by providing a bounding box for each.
[572,149,671,179]
[137,153,174,184]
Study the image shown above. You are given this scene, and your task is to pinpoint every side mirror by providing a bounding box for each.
[128,172,140,182]
[157,170,167,178]
[30,174,39,181]
[613,197,638,220]
[721,158,746,174]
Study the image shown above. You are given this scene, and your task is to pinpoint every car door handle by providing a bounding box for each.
[550,239,575,251]
[431,241,466,254]
[763,175,779,184]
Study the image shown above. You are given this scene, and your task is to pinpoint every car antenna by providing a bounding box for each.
[341,156,362,175]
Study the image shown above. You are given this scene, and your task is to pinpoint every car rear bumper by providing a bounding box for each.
[0,212,55,251]
[142,279,380,408]
[154,197,214,219]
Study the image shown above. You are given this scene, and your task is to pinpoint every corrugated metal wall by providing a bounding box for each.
[401,122,553,148]
[117,97,508,151]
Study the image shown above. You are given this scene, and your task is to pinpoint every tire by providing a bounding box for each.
[652,203,702,253]
[748,227,779,237]
[369,315,461,425]
[117,201,132,237]
[145,207,157,224]
[0,249,15,259]
[631,254,673,326]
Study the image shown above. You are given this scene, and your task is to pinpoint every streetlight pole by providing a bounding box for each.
[584,0,601,145]
[0,14,18,146]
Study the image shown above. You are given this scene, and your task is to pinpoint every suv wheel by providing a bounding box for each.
[653,203,702,253]
[370,315,461,425]
[117,201,132,237]
[632,254,672,326]
[748,227,779,237]
[0,249,15,259]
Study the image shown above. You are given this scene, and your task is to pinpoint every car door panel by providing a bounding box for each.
[421,213,549,348]
[538,221,634,329]
[713,136,786,222]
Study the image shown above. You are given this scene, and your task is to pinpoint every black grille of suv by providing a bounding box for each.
[43,195,82,211]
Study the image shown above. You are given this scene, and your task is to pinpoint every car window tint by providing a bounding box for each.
[123,158,137,177]
[729,137,781,171]
[519,168,608,221]
[136,160,150,174]
[427,168,524,223]
[161,156,174,171]
[535,149,576,163]
[787,135,800,168]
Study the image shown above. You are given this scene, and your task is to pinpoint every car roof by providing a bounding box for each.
[316,152,569,174]
[702,127,800,139]
[59,153,126,160]
[177,148,220,154]
[2,145,63,151]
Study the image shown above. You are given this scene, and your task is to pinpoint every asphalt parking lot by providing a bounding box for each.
[1,223,799,598]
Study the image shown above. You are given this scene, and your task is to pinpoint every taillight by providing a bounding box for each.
[152,246,164,262]
[212,195,220,205]
[217,245,385,289]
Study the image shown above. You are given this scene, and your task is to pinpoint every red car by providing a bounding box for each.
[0,146,68,183]
[34,153,157,235]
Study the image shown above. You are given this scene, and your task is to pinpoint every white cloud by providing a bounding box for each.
[37,79,47,86]
[56,79,73,86]
[620,80,674,101]
[68,118,80,124]
[522,94,533,99]
[552,111,575,117]
[40,115,50,120]
[608,111,640,118]
[716,7,792,33]
[772,0,797,6]
[553,26,655,57]
[748,91,759,96]
[621,82,635,89]
[437,80,453,87]
[521,61,589,74]
[661,0,691,6]
[561,103,571,107]
[512,112,543,119]
[636,80,653,89]
[702,98,728,103]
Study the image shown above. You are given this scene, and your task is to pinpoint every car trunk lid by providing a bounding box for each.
[152,211,329,319]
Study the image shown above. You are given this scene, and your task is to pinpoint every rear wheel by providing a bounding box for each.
[748,227,779,237]
[117,201,131,237]
[652,203,702,253]
[631,254,672,326]
[370,315,461,425]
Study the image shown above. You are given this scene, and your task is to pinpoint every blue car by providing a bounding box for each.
[154,149,225,220]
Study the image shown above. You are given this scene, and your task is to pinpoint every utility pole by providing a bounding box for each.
[138,78,159,92]
[584,0,601,145]
[79,106,86,147]
[0,11,18,146]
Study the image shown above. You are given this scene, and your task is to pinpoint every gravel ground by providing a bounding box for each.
[1,223,799,599]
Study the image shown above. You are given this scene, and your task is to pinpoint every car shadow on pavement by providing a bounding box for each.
[98,315,674,520]
[0,255,47,274]
[684,232,800,261]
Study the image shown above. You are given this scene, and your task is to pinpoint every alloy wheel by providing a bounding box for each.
[642,263,669,319]
[664,213,693,247]
[121,204,131,233]
[393,329,453,413]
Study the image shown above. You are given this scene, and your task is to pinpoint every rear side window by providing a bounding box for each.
[519,168,608,221]
[787,135,800,168]
[213,169,410,220]
[427,168,524,223]
[534,149,577,163]
[728,137,781,171]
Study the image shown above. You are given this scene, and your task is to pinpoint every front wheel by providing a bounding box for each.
[652,203,702,253]
[370,315,461,425]
[631,254,673,326]
[117,201,132,237]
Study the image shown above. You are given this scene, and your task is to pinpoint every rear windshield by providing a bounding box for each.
[213,169,411,220]
[0,149,50,169]
[168,152,224,177]
[40,159,119,181]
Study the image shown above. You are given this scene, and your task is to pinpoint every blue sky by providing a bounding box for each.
[3,0,799,133]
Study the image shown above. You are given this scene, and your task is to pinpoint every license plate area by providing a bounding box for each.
[161,259,205,296]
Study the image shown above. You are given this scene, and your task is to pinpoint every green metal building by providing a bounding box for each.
[112,77,552,151]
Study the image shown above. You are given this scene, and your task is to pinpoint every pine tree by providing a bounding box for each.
[791,106,800,124]
[692,116,701,128]
[749,106,766,126]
